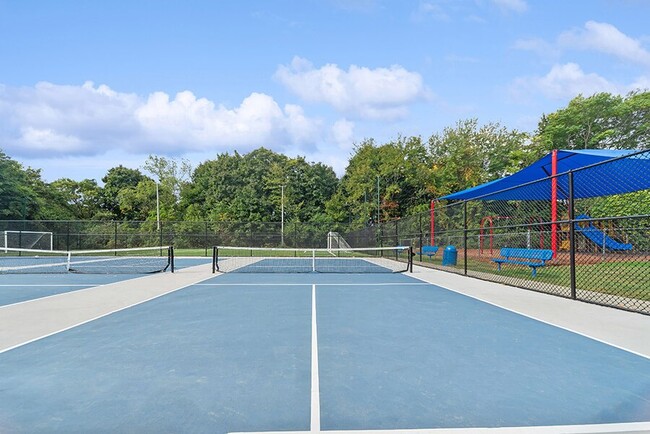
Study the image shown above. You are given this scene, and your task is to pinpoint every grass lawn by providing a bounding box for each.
[418,255,650,301]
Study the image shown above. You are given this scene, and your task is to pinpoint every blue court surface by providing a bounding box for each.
[0,271,649,433]
[0,257,210,306]
[0,273,141,307]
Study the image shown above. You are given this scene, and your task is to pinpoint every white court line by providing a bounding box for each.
[311,284,321,432]
[0,284,97,287]
[195,283,430,286]
[409,272,650,361]
[228,421,650,434]
[0,272,215,355]
[0,274,158,311]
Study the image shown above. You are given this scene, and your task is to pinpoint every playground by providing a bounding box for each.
[395,149,650,314]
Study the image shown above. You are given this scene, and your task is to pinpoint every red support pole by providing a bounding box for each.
[551,149,558,258]
[430,200,435,246]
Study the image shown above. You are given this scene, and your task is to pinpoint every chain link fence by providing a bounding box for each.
[357,150,648,315]
[1,150,648,314]
[0,219,344,255]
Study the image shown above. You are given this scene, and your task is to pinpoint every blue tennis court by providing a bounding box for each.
[0,258,210,307]
[0,269,648,433]
[0,273,135,306]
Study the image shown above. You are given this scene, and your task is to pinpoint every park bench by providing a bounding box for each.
[421,245,439,259]
[492,247,553,277]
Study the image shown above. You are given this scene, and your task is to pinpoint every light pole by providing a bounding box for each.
[281,185,285,246]
[156,181,161,232]
[376,176,380,224]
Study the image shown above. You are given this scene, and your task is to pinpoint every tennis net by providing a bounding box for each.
[212,246,413,273]
[0,246,174,274]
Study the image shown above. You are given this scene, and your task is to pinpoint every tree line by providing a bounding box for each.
[1,91,648,228]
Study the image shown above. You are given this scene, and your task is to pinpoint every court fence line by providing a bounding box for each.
[1,150,647,313]
[378,149,649,315]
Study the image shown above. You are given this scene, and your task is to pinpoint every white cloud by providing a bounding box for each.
[631,75,650,90]
[330,119,355,150]
[411,1,451,22]
[517,21,650,68]
[274,56,429,120]
[19,127,85,152]
[510,63,627,101]
[511,21,650,103]
[0,81,323,158]
[328,0,380,13]
[558,21,650,67]
[491,0,528,13]
[513,37,560,62]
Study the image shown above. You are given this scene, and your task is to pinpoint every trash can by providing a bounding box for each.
[442,245,457,266]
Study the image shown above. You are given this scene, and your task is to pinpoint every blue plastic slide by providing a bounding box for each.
[575,215,633,251]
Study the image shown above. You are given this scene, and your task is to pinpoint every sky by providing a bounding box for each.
[0,0,648,183]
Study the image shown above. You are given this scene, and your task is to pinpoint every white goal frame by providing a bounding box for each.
[327,231,352,252]
[3,230,53,252]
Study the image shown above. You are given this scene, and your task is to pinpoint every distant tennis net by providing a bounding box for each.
[212,246,413,273]
[0,246,174,274]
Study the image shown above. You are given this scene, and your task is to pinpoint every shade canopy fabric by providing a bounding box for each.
[440,149,650,201]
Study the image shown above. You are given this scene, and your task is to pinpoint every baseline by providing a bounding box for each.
[229,420,650,434]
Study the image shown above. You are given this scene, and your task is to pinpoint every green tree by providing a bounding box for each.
[101,166,148,219]
[534,91,649,152]
[428,119,530,197]
[0,150,38,219]
[611,90,650,149]
[325,136,433,226]
[116,178,159,221]
[49,178,102,219]
[23,168,75,220]
[182,148,338,223]
[142,155,192,221]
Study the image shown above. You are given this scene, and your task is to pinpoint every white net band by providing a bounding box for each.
[212,246,412,274]
[0,246,174,274]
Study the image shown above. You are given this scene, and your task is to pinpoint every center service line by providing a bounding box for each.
[311,284,321,432]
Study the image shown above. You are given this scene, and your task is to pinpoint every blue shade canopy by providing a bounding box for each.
[440,149,650,201]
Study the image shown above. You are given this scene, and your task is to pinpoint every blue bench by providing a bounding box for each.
[492,248,553,277]
[421,245,439,259]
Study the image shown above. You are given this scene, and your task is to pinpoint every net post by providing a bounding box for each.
[212,246,218,273]
[312,249,316,272]
[66,251,72,272]
[463,201,468,276]
[409,246,414,273]
[169,246,175,273]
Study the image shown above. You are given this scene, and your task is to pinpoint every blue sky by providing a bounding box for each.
[1,0,648,182]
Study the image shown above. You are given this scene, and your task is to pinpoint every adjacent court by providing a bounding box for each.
[0,257,211,307]
[0,259,649,433]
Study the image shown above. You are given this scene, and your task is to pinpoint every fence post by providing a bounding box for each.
[568,171,577,299]
[463,201,468,276]
[395,220,399,246]
[113,221,118,253]
[294,222,298,249]
[418,213,423,262]
[205,221,209,257]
